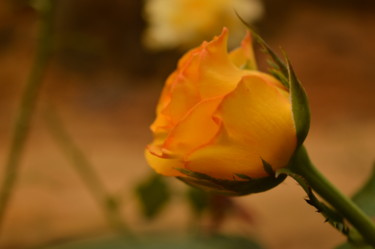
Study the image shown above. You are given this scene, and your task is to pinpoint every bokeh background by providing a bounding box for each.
[0,0,374,249]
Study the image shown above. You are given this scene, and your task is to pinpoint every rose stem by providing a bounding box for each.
[45,109,130,235]
[0,0,54,235]
[291,146,375,246]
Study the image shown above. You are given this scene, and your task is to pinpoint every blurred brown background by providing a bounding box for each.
[0,0,374,249]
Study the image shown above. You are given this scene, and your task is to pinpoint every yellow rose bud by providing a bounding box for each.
[145,28,298,195]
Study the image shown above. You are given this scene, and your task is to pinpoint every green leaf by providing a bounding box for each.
[186,187,210,216]
[335,241,373,249]
[38,234,263,249]
[135,173,171,219]
[352,164,375,217]
[286,59,311,146]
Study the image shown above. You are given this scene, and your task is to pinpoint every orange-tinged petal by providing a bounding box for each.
[194,28,250,98]
[177,44,202,69]
[151,51,201,133]
[155,72,175,114]
[145,148,185,177]
[162,97,222,157]
[229,31,257,70]
[153,28,254,132]
[152,41,203,130]
[162,73,200,123]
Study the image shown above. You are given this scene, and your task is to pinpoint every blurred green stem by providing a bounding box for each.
[0,0,54,233]
[45,110,129,234]
[291,147,375,247]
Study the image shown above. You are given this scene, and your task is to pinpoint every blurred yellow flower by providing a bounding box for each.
[145,28,297,181]
[143,0,263,50]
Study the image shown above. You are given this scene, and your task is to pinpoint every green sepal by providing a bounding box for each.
[256,39,310,147]
[236,12,311,147]
[268,67,289,89]
[235,173,252,180]
[176,168,286,196]
[259,45,310,146]
[286,58,311,146]
[261,159,275,176]
[235,12,289,87]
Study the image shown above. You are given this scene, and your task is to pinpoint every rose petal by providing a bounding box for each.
[153,28,254,133]
[196,28,249,98]
[151,50,201,133]
[162,97,222,157]
[186,127,262,179]
[229,31,257,70]
[187,73,296,179]
[218,74,296,170]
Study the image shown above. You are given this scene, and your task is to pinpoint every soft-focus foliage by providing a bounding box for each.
[143,0,263,50]
[40,234,263,249]
[135,173,171,219]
